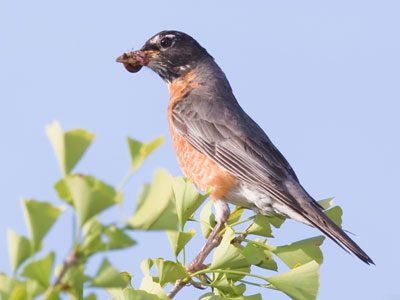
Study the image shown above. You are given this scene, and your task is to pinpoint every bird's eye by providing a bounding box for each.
[160,37,173,49]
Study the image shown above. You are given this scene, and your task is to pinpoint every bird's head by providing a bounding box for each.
[116,31,211,83]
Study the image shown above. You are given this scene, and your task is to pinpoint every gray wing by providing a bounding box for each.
[171,95,375,265]
[171,94,312,213]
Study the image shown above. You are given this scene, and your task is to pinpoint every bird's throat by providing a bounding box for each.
[167,71,200,104]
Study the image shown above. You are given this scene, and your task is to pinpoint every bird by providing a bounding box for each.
[116,30,374,270]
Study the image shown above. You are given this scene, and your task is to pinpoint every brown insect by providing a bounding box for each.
[115,52,148,73]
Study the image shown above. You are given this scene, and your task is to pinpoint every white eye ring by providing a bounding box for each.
[160,37,173,48]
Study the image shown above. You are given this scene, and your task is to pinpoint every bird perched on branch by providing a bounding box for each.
[116,30,373,270]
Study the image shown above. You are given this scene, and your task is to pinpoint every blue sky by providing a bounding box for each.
[1,1,399,299]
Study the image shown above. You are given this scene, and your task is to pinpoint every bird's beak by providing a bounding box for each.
[116,50,159,73]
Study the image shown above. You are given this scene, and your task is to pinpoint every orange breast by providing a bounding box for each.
[168,72,237,200]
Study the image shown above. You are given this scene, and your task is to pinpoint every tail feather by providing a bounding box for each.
[305,202,374,265]
[283,180,374,264]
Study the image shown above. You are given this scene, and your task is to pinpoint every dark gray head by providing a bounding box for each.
[116,31,213,82]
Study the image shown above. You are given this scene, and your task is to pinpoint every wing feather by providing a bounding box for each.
[171,96,304,213]
[171,95,374,264]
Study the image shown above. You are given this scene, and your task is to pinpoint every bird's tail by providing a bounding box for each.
[305,202,374,265]
[284,181,374,265]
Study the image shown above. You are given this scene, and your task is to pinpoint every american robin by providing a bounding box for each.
[116,30,374,270]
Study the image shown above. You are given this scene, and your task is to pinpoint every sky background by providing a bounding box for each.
[1,1,399,299]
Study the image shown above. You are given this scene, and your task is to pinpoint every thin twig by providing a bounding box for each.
[168,221,256,298]
[233,221,255,244]
[117,170,132,192]
[168,279,187,298]
[167,236,220,298]
[169,265,268,298]
[43,250,80,299]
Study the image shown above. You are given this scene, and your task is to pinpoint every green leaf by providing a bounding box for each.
[246,238,276,252]
[139,276,169,299]
[106,286,125,300]
[26,279,46,299]
[255,246,278,271]
[81,220,136,256]
[65,175,117,226]
[0,277,48,300]
[210,227,249,270]
[21,252,54,287]
[227,206,244,226]
[265,215,286,228]
[135,184,151,212]
[153,258,187,285]
[123,288,167,300]
[128,170,178,230]
[91,258,128,288]
[0,275,41,300]
[7,230,31,273]
[22,199,64,252]
[57,264,88,300]
[273,236,326,268]
[140,258,154,276]
[116,192,124,204]
[104,273,133,300]
[242,242,266,265]
[166,229,196,258]
[324,206,343,228]
[0,273,19,300]
[172,177,209,230]
[8,284,27,300]
[121,272,134,288]
[210,274,246,297]
[199,293,262,300]
[246,214,273,237]
[85,293,97,300]
[81,219,106,255]
[104,272,133,300]
[266,260,320,300]
[317,198,334,210]
[127,136,164,175]
[106,287,125,300]
[46,121,94,175]
[200,201,216,238]
[46,290,61,300]
[54,178,73,204]
[242,295,263,300]
[104,225,136,250]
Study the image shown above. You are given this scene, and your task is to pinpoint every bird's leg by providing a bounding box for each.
[168,201,229,299]
[187,199,230,273]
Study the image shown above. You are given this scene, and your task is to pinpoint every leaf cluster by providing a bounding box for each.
[2,122,162,300]
[123,171,342,300]
[2,122,344,300]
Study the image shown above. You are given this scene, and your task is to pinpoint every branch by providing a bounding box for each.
[168,221,256,298]
[168,276,207,298]
[167,236,220,298]
[43,250,80,299]
[167,279,186,298]
[233,221,255,244]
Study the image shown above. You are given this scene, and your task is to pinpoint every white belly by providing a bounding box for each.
[224,180,310,225]
[224,180,276,216]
